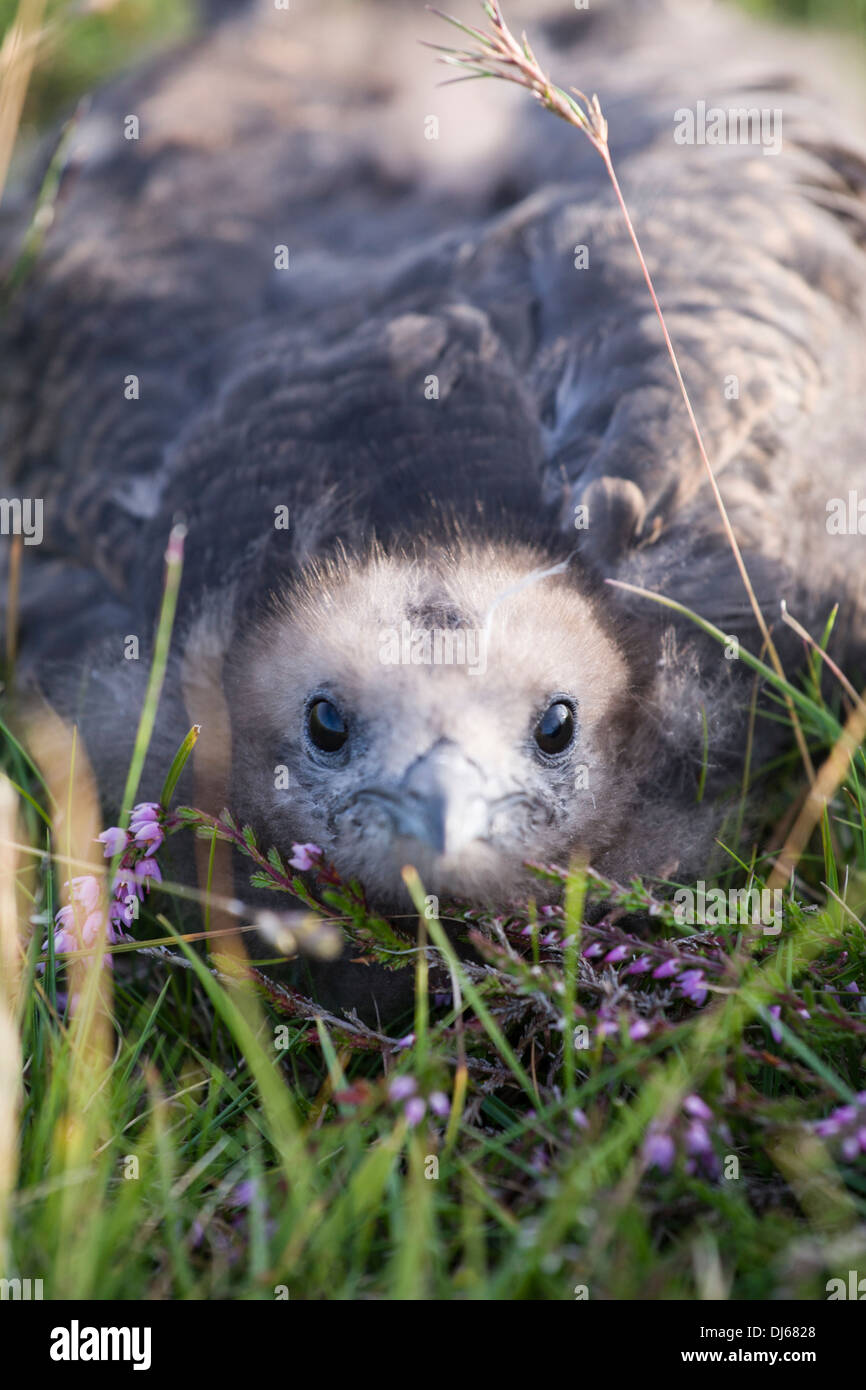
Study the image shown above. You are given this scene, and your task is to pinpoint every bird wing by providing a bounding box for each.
[2,0,866,661]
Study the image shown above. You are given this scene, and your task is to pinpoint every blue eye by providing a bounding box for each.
[307,699,348,753]
[534,701,575,755]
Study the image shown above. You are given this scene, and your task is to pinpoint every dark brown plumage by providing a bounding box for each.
[3,0,866,1017]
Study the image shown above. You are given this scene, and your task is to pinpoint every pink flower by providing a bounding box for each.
[134,858,162,891]
[684,1120,713,1155]
[643,1131,675,1172]
[767,1005,783,1044]
[133,821,164,851]
[653,958,680,979]
[679,969,708,1007]
[627,956,653,975]
[114,870,141,901]
[405,1097,426,1127]
[683,1094,713,1122]
[429,1091,450,1118]
[832,1105,857,1124]
[52,928,77,956]
[288,842,322,872]
[388,1076,417,1102]
[54,905,75,933]
[815,1117,840,1138]
[129,802,160,832]
[110,898,136,928]
[80,911,105,947]
[604,945,629,964]
[96,827,129,858]
[629,1019,650,1041]
[65,876,100,913]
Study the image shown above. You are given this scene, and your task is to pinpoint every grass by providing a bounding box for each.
[1,533,864,1299]
[1,0,865,1303]
[0,0,194,133]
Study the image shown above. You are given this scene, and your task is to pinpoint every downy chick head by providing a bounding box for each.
[229,539,642,910]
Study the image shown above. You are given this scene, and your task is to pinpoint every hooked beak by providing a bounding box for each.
[358,742,492,858]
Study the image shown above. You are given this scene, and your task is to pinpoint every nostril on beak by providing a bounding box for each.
[395,743,490,857]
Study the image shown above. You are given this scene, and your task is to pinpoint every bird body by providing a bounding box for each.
[3,0,866,950]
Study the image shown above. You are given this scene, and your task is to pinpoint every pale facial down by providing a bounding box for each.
[231,543,635,909]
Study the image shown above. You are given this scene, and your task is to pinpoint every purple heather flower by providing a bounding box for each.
[571,1107,589,1129]
[678,969,708,1006]
[429,1091,450,1118]
[135,858,162,891]
[65,875,100,913]
[653,958,680,979]
[629,1019,650,1041]
[684,1120,713,1155]
[114,870,140,901]
[110,898,136,928]
[643,1131,675,1173]
[604,945,629,964]
[845,981,860,994]
[229,1179,258,1208]
[815,1117,840,1138]
[405,1097,427,1127]
[683,1094,713,1122]
[129,802,160,828]
[288,842,322,872]
[52,928,76,956]
[80,911,105,948]
[832,1105,857,1125]
[96,827,129,858]
[133,821,164,851]
[768,1005,783,1043]
[627,956,653,975]
[388,1076,417,1102]
[582,942,604,958]
[813,1099,866,1154]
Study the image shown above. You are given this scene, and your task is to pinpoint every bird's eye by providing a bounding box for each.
[534,700,575,755]
[307,699,348,753]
